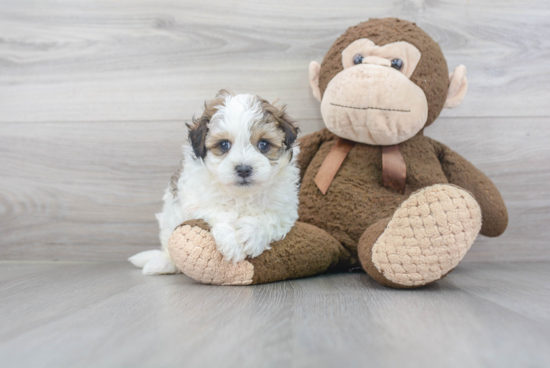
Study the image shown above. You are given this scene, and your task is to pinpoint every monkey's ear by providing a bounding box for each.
[444,65,468,109]
[309,61,322,102]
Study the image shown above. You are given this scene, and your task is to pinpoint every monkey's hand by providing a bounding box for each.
[431,138,508,237]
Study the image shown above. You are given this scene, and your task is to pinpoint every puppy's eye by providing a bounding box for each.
[219,140,231,152]
[257,140,270,152]
[391,58,403,70]
[353,54,364,65]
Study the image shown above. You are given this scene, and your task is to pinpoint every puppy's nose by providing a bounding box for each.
[235,165,253,178]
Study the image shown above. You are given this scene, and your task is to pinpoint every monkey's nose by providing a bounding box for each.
[362,56,391,67]
[235,165,253,178]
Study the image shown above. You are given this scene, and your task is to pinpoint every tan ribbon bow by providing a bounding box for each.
[314,139,406,195]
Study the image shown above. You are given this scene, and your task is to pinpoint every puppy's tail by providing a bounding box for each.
[128,250,180,275]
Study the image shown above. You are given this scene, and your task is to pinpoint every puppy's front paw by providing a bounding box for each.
[168,222,254,285]
[235,217,270,258]
[211,222,247,263]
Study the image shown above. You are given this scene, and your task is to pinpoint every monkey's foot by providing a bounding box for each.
[168,220,254,286]
[358,184,482,288]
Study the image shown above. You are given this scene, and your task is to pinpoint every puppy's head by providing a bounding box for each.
[187,90,299,192]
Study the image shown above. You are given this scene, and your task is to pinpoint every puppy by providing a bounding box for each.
[129,90,300,275]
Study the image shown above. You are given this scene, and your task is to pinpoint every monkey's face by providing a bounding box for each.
[320,38,427,145]
[309,18,469,146]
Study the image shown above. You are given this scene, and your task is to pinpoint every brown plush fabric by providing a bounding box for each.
[299,130,442,253]
[357,218,400,287]
[318,18,449,127]
[177,219,211,232]
[249,221,350,285]
[298,129,507,258]
[296,128,337,181]
[430,139,509,237]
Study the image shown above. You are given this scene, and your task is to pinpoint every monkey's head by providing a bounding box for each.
[309,18,468,146]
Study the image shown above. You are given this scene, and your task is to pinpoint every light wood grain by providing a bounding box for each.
[0,0,549,122]
[0,261,549,368]
[1,117,549,261]
[1,0,549,261]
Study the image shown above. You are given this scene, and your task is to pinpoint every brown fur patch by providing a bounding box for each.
[256,98,300,151]
[169,159,184,198]
[250,118,285,161]
[318,18,449,127]
[188,91,299,161]
[187,89,233,159]
[205,130,233,156]
[176,219,211,232]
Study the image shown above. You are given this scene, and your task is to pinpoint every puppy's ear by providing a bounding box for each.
[261,99,300,149]
[187,114,209,159]
[277,106,300,148]
[216,88,234,99]
[187,96,225,159]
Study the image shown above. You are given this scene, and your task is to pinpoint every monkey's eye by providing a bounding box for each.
[258,140,270,152]
[219,140,231,152]
[391,59,403,70]
[353,54,364,65]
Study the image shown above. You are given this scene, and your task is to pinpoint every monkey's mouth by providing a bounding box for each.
[330,102,410,113]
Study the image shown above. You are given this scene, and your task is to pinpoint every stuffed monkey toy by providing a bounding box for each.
[168,18,508,288]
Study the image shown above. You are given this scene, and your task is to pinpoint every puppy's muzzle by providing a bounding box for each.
[235,165,253,178]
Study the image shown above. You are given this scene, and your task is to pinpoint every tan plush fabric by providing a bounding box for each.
[341,39,421,78]
[368,184,481,287]
[320,62,429,145]
[445,65,468,108]
[169,221,350,285]
[168,224,254,286]
[318,18,449,128]
[314,138,355,195]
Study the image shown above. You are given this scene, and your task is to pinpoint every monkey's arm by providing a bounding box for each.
[429,139,508,237]
[297,128,336,180]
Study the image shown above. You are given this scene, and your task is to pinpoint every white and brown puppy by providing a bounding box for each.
[129,90,300,275]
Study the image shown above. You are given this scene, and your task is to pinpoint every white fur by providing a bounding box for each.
[128,249,163,268]
[130,94,300,275]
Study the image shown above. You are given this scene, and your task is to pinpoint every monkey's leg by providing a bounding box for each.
[168,220,349,285]
[357,184,482,288]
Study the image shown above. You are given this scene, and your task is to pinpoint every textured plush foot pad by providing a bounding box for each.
[372,185,482,287]
[168,225,254,285]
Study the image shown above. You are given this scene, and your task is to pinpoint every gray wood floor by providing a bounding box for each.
[1,261,549,368]
[1,0,550,262]
[2,2,548,366]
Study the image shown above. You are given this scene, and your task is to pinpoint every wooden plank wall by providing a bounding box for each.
[1,0,549,261]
